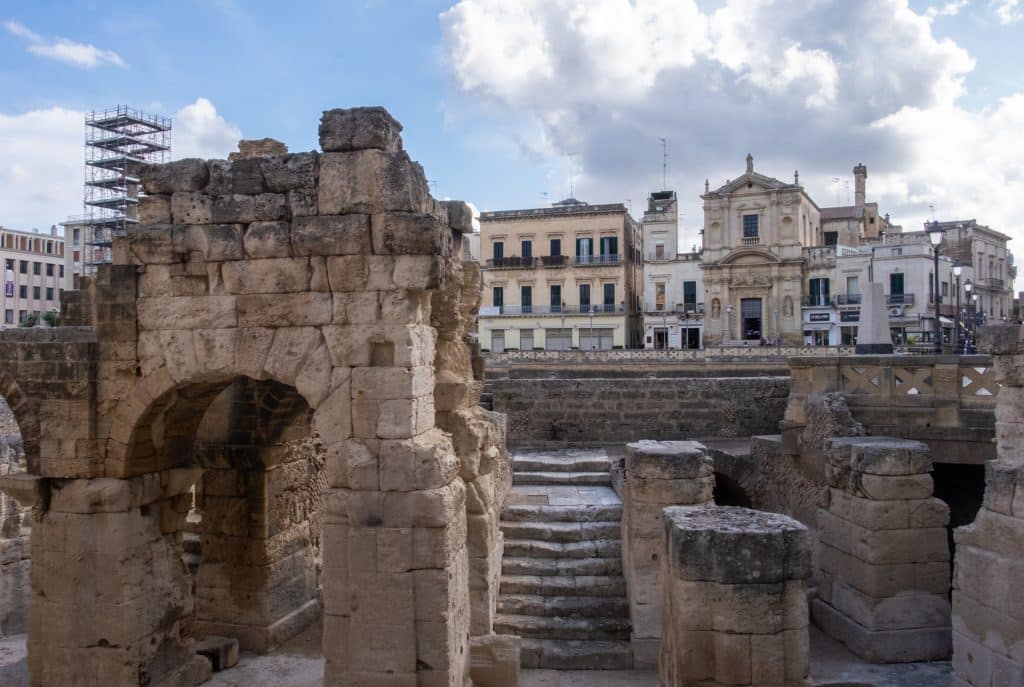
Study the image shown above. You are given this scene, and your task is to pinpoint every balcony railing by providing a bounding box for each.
[885,293,916,305]
[482,304,626,316]
[802,295,833,307]
[540,255,568,267]
[741,236,760,246]
[645,303,704,315]
[834,294,862,305]
[575,254,621,266]
[485,256,536,269]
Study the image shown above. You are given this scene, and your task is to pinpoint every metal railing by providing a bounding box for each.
[741,236,760,246]
[485,256,536,269]
[540,255,568,267]
[885,293,916,305]
[834,294,862,305]
[802,295,832,307]
[483,304,626,316]
[644,303,704,315]
[575,254,621,266]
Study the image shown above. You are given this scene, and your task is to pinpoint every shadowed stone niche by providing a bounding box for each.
[659,505,812,687]
[813,437,952,663]
[0,106,509,687]
[621,440,714,669]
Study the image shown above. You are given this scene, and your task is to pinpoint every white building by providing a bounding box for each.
[1,225,77,327]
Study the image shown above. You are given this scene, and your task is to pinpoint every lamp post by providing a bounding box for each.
[726,303,734,345]
[927,222,945,354]
[953,264,962,353]
[972,292,980,349]
[963,279,972,353]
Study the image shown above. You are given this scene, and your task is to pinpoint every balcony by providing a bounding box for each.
[802,295,833,307]
[885,293,916,306]
[485,256,536,269]
[540,255,568,267]
[644,302,704,316]
[977,277,1005,290]
[575,254,621,266]
[482,303,626,316]
[834,294,862,306]
[741,236,760,246]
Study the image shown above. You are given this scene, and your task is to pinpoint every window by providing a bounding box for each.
[655,282,666,311]
[846,275,859,296]
[808,278,830,307]
[550,238,561,257]
[683,281,697,309]
[823,231,838,246]
[59,265,64,278]
[521,285,532,313]
[600,236,618,257]
[520,329,533,350]
[73,228,80,245]
[3,310,12,324]
[33,262,40,275]
[545,328,572,351]
[521,240,532,259]
[19,285,27,299]
[492,241,504,260]
[491,329,505,353]
[46,241,53,254]
[655,243,665,259]
[742,214,759,237]
[550,284,562,312]
[492,286,503,309]
[46,263,54,277]
[603,283,615,310]
[579,283,591,309]
[576,237,593,258]
[19,261,27,274]
[19,311,27,324]
[942,281,949,298]
[33,286,40,300]
[46,287,54,301]
[890,273,904,297]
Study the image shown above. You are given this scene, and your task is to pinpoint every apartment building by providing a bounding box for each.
[1,225,74,327]
[478,198,644,351]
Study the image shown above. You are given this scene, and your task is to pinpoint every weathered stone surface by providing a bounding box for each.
[243,221,291,258]
[262,152,319,192]
[292,215,371,256]
[230,138,288,160]
[371,212,451,255]
[441,200,475,234]
[140,158,210,194]
[320,106,403,152]
[318,149,431,216]
[206,157,266,195]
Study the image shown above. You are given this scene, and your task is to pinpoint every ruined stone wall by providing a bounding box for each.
[0,395,29,636]
[490,376,789,443]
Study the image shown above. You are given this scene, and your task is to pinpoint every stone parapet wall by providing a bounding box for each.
[0,395,28,637]
[659,505,811,687]
[490,376,789,443]
[812,437,952,663]
[620,441,713,668]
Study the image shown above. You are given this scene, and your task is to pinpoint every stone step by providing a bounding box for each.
[497,594,629,619]
[513,455,612,473]
[514,471,612,487]
[495,614,630,641]
[519,639,633,670]
[500,520,620,543]
[500,574,627,597]
[502,556,623,577]
[501,504,622,523]
[503,538,621,560]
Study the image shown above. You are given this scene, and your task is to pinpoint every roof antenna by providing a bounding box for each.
[568,153,577,199]
[541,191,549,206]
[659,137,668,191]
[928,203,935,220]
[832,177,840,206]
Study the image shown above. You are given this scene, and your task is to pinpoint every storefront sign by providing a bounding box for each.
[840,311,860,322]
[808,312,831,323]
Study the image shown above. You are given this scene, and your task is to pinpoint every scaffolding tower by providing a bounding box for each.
[84,106,171,273]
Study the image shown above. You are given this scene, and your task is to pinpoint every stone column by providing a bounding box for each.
[622,440,713,668]
[659,505,811,687]
[952,323,1024,686]
[813,436,951,662]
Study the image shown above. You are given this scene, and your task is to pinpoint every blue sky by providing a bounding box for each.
[1,0,1023,287]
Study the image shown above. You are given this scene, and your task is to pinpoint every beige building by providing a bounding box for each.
[478,198,644,351]
[819,164,889,246]
[1,225,75,327]
[701,155,821,345]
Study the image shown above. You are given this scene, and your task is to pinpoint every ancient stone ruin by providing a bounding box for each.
[0,107,512,687]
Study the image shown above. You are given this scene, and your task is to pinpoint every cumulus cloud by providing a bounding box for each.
[3,19,126,68]
[440,0,1024,280]
[993,0,1023,23]
[0,99,241,232]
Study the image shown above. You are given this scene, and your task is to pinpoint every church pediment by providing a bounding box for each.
[719,248,782,265]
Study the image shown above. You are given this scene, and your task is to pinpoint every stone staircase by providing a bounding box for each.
[496,449,633,670]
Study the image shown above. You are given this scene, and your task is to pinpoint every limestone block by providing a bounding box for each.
[393,255,447,290]
[983,460,1022,516]
[137,295,238,330]
[232,138,288,159]
[139,194,172,224]
[441,200,475,234]
[857,473,934,501]
[127,224,178,264]
[320,106,403,153]
[318,149,431,216]
[378,430,459,492]
[262,151,319,192]
[254,192,290,221]
[195,635,239,671]
[292,214,371,256]
[213,194,257,223]
[263,326,322,384]
[313,381,353,445]
[288,188,318,217]
[351,366,433,401]
[334,292,381,324]
[322,325,374,367]
[626,440,714,480]
[222,257,311,294]
[383,480,465,528]
[326,255,367,292]
[370,212,451,256]
[206,157,265,195]
[469,634,521,687]
[171,191,213,224]
[325,439,378,490]
[827,437,932,480]
[185,223,245,261]
[140,158,210,193]
[237,292,332,327]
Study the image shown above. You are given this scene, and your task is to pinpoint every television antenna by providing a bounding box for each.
[832,177,840,205]
[568,153,577,198]
[659,137,668,191]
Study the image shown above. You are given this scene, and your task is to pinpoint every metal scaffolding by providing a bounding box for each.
[84,106,171,273]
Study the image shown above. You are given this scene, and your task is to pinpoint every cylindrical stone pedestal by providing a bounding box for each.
[623,440,714,668]
[814,437,951,663]
[660,505,811,687]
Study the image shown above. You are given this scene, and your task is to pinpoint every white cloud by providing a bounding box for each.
[0,99,241,232]
[927,0,969,17]
[171,98,243,160]
[441,0,1024,288]
[993,0,1024,23]
[3,19,126,69]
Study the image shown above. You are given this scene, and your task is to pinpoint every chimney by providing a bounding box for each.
[854,163,867,207]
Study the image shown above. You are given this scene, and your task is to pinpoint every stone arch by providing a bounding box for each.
[719,248,782,265]
[0,370,39,472]
[0,384,30,638]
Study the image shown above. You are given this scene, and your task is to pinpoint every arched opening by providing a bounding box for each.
[123,374,326,664]
[931,462,986,579]
[713,471,753,508]
[0,391,30,639]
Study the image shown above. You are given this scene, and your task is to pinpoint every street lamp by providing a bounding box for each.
[972,292,980,348]
[953,264,962,353]
[927,222,945,354]
[726,303,734,345]
[963,279,972,351]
